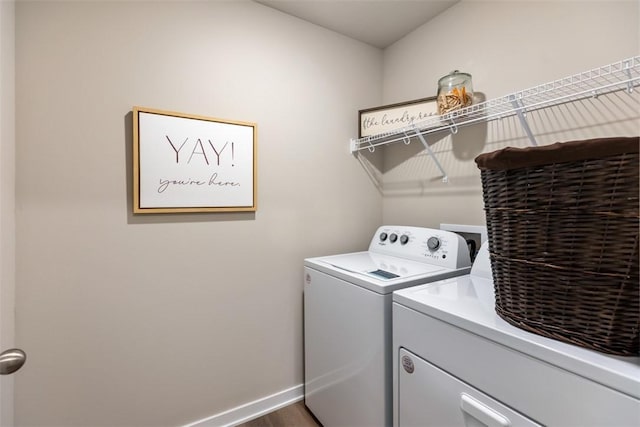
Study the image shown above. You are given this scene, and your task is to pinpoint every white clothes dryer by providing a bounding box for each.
[304,225,472,427]
[393,242,640,427]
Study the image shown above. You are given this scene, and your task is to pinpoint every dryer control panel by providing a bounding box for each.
[369,226,471,269]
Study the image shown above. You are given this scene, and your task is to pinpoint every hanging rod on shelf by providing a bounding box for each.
[350,56,640,153]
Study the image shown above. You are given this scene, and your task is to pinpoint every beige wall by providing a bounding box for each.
[380,0,639,228]
[11,0,640,426]
[14,1,382,426]
[0,1,16,426]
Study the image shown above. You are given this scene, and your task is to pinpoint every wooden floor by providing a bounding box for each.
[236,401,321,427]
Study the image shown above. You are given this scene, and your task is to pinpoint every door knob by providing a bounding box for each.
[0,348,26,375]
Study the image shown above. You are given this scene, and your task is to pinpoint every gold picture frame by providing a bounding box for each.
[133,107,257,214]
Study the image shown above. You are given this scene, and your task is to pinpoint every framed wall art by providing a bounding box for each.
[358,96,438,138]
[133,107,257,214]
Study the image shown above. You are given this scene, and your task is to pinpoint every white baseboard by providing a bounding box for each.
[182,384,304,427]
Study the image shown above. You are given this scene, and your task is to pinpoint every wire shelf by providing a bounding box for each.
[351,56,640,153]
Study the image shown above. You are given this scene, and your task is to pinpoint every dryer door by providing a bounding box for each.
[398,348,540,427]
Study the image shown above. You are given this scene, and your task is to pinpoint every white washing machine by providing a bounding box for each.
[304,225,472,427]
[393,242,640,427]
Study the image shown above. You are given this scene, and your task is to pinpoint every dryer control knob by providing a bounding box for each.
[427,237,441,250]
[389,233,398,243]
[379,232,388,242]
[400,235,409,245]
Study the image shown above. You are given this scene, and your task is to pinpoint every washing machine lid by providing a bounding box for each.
[393,275,640,400]
[305,251,469,295]
[326,252,445,279]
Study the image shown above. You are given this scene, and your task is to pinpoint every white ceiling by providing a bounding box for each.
[255,0,460,49]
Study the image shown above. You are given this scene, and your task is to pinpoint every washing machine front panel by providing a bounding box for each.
[304,266,390,427]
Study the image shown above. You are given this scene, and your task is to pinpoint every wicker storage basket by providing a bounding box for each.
[475,137,639,356]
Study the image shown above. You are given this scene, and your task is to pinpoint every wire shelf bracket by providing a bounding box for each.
[509,95,538,146]
[409,129,448,183]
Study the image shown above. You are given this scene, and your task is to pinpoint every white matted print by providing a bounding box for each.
[133,107,257,213]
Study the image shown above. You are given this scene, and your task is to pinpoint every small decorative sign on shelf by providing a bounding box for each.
[358,96,438,138]
[132,107,257,214]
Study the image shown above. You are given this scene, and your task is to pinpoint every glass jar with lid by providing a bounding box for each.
[437,70,473,115]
